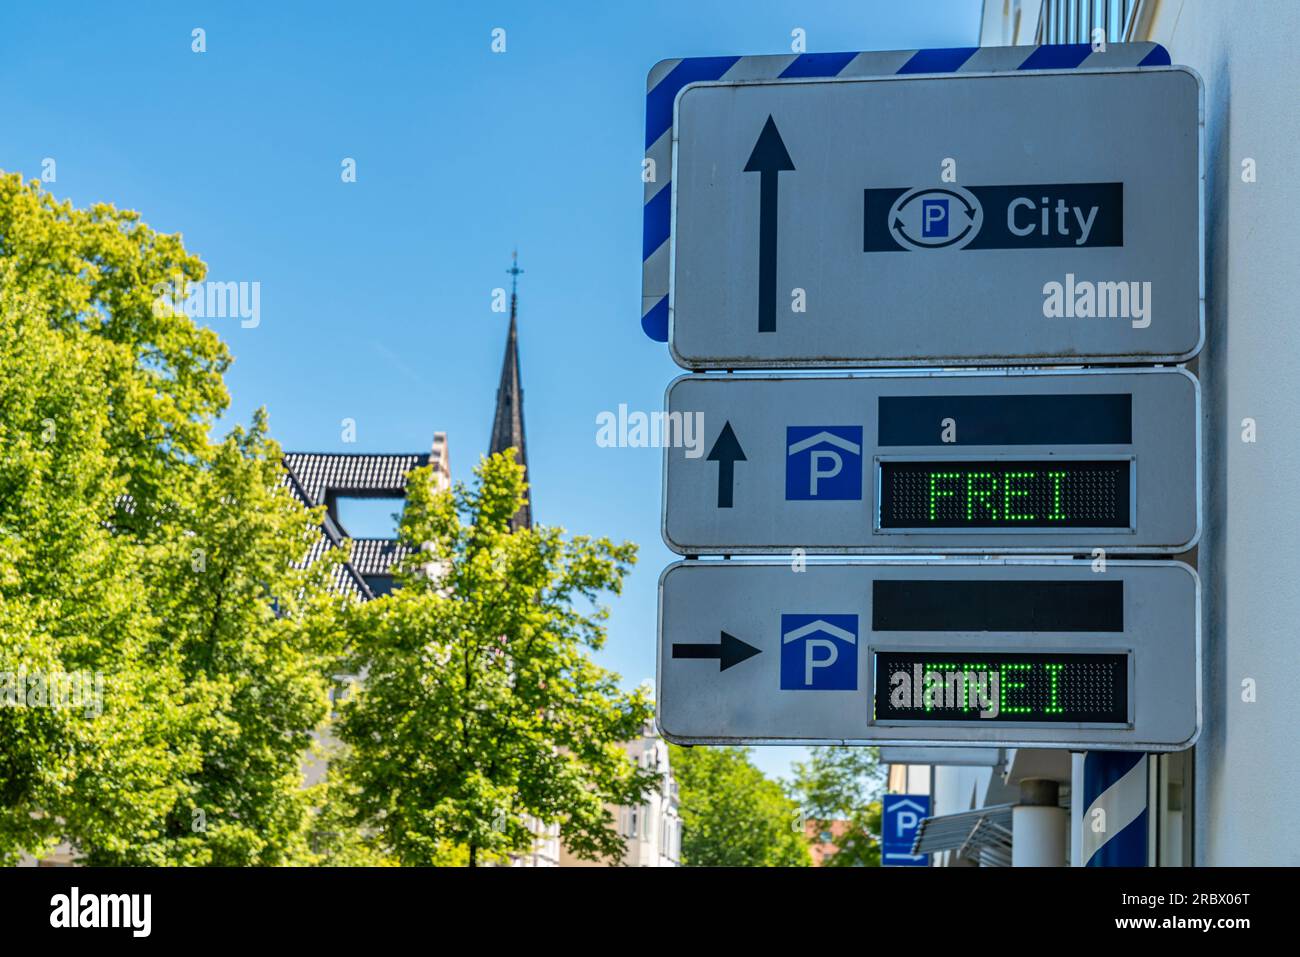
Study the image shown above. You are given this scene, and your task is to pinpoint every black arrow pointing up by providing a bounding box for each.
[744,115,795,334]
[706,421,746,508]
[672,631,762,672]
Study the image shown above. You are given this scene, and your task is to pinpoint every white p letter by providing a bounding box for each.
[805,639,839,685]
[809,451,842,496]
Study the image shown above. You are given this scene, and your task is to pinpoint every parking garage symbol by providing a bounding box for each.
[785,426,863,500]
[780,614,858,690]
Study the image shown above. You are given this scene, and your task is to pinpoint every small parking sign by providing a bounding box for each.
[780,614,858,690]
[882,795,931,866]
[922,198,949,238]
[785,426,863,501]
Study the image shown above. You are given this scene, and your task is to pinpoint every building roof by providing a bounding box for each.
[281,437,450,599]
[296,505,375,601]
[348,537,413,577]
[282,451,433,505]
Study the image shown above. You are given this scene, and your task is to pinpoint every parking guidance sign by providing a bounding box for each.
[669,67,1202,367]
[663,369,1199,554]
[657,560,1200,751]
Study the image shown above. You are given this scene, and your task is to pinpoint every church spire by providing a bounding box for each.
[489,250,531,530]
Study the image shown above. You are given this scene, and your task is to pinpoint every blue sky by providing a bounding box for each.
[0,0,982,780]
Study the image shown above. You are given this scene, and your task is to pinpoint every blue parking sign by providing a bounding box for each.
[780,614,858,690]
[785,426,863,501]
[882,794,931,866]
[921,198,949,238]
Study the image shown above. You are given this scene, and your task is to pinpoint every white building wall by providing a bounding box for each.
[1144,0,1300,866]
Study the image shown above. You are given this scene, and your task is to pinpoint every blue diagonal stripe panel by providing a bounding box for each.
[897,46,979,74]
[642,185,672,261]
[642,42,1177,343]
[779,51,858,78]
[1082,751,1148,866]
[1087,807,1149,867]
[641,296,670,342]
[645,55,740,149]
[1138,45,1172,66]
[1018,43,1094,70]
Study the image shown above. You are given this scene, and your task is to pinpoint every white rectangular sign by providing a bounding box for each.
[663,369,1199,554]
[657,560,1199,750]
[669,67,1202,367]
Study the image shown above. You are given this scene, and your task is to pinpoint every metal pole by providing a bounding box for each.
[1080,752,1149,866]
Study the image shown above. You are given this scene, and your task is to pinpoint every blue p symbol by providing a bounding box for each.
[922,199,949,238]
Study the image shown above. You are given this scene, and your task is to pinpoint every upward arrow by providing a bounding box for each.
[744,115,795,334]
[706,421,746,509]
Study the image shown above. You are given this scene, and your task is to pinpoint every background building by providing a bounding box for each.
[805,820,852,867]
[559,730,682,867]
[284,437,451,599]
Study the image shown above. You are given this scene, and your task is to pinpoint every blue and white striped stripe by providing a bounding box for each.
[1081,751,1149,866]
[641,42,1172,342]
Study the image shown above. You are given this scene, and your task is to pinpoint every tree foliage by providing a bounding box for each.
[333,451,657,866]
[791,746,885,867]
[669,744,811,867]
[0,173,347,864]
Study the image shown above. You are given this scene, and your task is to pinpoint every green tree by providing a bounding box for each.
[302,765,400,867]
[0,173,348,864]
[791,746,885,867]
[334,451,657,866]
[0,287,196,863]
[828,800,883,867]
[670,745,811,867]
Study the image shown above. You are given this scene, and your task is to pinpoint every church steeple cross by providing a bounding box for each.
[506,250,524,319]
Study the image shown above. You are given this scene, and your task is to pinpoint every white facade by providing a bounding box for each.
[560,730,681,867]
[511,820,561,868]
[617,734,682,867]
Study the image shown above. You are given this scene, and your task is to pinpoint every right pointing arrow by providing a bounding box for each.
[672,631,762,672]
[706,421,746,508]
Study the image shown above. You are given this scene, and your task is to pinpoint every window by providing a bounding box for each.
[333,496,405,539]
[1037,0,1140,45]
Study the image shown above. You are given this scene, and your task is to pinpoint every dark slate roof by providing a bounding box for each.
[348,538,412,577]
[281,443,449,600]
[296,508,374,601]
[282,452,431,506]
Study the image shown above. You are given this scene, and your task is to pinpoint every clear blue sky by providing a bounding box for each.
[0,0,982,780]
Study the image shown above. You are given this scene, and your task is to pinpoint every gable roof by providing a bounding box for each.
[281,440,449,599]
[282,452,432,505]
[295,504,375,601]
[348,537,413,577]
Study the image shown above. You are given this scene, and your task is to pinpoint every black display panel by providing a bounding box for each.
[872,579,1124,633]
[877,393,1132,446]
[873,651,1129,724]
[878,460,1130,529]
